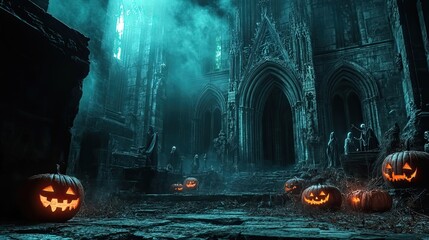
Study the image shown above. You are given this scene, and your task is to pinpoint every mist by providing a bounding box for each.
[161,0,233,90]
[48,0,234,96]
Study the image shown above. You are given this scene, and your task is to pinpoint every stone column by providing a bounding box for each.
[387,0,429,150]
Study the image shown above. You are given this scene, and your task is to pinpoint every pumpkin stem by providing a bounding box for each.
[56,164,61,174]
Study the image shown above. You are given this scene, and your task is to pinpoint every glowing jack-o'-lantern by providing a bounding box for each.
[284,177,305,194]
[347,189,392,212]
[170,183,184,193]
[19,167,84,222]
[183,177,199,190]
[301,184,342,209]
[382,151,429,188]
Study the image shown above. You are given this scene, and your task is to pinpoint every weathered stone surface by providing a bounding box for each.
[2,196,429,240]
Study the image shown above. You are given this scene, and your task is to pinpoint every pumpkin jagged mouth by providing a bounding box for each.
[39,195,80,212]
[285,186,297,192]
[303,194,330,205]
[383,169,417,182]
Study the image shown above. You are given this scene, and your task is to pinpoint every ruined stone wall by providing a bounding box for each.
[311,0,407,150]
[0,0,89,219]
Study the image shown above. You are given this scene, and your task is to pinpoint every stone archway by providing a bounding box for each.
[320,61,381,150]
[194,86,226,154]
[238,62,304,170]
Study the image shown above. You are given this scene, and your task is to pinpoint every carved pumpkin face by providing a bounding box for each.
[284,177,305,194]
[301,184,342,209]
[183,177,199,190]
[170,183,184,193]
[39,185,80,212]
[382,151,429,188]
[19,173,84,222]
[347,189,392,212]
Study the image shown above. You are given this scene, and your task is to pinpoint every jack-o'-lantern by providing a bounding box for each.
[183,177,199,190]
[170,183,184,193]
[284,177,305,194]
[301,184,342,209]
[382,151,429,188]
[347,189,392,212]
[19,166,84,222]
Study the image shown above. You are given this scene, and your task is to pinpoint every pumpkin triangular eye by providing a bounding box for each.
[309,193,314,197]
[403,162,412,170]
[43,185,54,192]
[385,163,392,169]
[320,191,326,196]
[66,187,76,195]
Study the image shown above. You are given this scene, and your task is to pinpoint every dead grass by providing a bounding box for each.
[75,168,429,235]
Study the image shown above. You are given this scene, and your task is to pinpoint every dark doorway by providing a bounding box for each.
[200,107,222,153]
[332,94,347,146]
[262,87,295,169]
[347,92,364,129]
[213,108,221,140]
[202,110,212,152]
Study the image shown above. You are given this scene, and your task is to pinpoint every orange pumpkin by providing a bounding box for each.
[347,189,392,212]
[284,177,305,194]
[183,177,199,190]
[301,184,342,209]
[170,183,184,193]
[382,151,429,188]
[19,170,84,222]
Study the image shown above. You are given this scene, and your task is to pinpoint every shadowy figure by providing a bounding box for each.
[191,154,200,174]
[326,132,339,168]
[144,126,158,169]
[168,146,180,173]
[353,123,379,151]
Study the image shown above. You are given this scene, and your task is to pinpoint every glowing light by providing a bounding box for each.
[383,169,417,182]
[43,185,54,192]
[303,194,330,205]
[66,187,76,195]
[39,195,80,212]
[403,163,412,170]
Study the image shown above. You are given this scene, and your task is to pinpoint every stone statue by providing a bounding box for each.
[353,123,379,151]
[144,126,158,169]
[213,130,227,171]
[168,146,180,173]
[203,153,207,171]
[344,132,357,155]
[191,154,200,174]
[424,130,429,153]
[326,132,339,168]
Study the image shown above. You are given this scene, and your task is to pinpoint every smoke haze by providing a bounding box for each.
[48,0,234,94]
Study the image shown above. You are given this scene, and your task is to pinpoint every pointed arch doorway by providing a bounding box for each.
[321,61,381,154]
[331,87,364,152]
[194,87,226,155]
[238,62,304,171]
[262,87,295,169]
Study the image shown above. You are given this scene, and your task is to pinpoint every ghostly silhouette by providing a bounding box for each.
[326,132,339,168]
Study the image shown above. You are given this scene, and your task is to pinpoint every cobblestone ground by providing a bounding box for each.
[1,193,429,240]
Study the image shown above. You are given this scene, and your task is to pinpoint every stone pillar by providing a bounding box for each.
[387,0,429,150]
